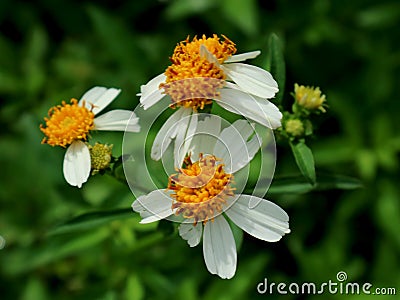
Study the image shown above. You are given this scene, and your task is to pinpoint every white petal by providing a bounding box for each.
[80,86,107,100]
[222,63,278,99]
[151,108,191,161]
[224,51,261,63]
[217,88,282,129]
[225,195,290,242]
[79,87,121,115]
[174,112,197,167]
[63,141,91,188]
[179,223,203,247]
[199,44,220,65]
[139,73,166,110]
[213,119,261,173]
[131,189,174,224]
[140,73,166,95]
[93,110,140,132]
[190,115,221,159]
[203,216,237,279]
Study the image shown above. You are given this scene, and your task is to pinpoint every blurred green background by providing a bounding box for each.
[1,0,400,299]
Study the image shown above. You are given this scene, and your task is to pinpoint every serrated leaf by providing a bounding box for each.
[48,208,133,236]
[265,33,285,103]
[290,141,316,184]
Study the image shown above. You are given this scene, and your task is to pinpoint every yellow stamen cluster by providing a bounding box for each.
[167,154,235,224]
[162,77,225,110]
[294,83,326,112]
[89,143,113,175]
[40,99,95,147]
[161,34,237,110]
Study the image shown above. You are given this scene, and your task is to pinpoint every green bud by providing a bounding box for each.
[285,119,304,137]
[89,143,113,175]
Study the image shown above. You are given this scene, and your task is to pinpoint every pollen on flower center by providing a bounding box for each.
[40,99,95,147]
[167,154,235,224]
[161,34,237,111]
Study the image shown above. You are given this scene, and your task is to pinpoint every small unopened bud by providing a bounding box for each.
[294,83,326,112]
[89,143,113,175]
[285,119,304,137]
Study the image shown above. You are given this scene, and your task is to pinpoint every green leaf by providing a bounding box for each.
[265,33,286,103]
[262,173,363,195]
[315,173,363,191]
[165,0,215,20]
[221,0,258,35]
[48,208,134,236]
[290,141,316,184]
[227,219,244,251]
[21,278,49,300]
[143,269,175,296]
[3,229,109,275]
[376,181,400,250]
[87,5,142,72]
[304,119,313,136]
[356,3,400,29]
[266,177,314,194]
[124,274,144,300]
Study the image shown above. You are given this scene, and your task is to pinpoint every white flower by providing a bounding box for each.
[132,117,289,279]
[138,35,282,167]
[41,87,140,188]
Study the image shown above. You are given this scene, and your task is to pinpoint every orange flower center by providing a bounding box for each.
[167,154,235,224]
[40,99,95,147]
[161,34,237,111]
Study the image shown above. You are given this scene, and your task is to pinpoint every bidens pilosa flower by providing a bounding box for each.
[40,87,140,187]
[138,34,283,166]
[132,117,290,279]
[294,83,327,112]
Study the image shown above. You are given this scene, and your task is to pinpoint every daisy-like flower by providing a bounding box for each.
[138,34,282,166]
[40,87,140,187]
[132,117,289,279]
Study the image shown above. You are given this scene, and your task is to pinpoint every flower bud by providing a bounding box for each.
[285,119,304,137]
[89,143,113,175]
[294,83,326,112]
